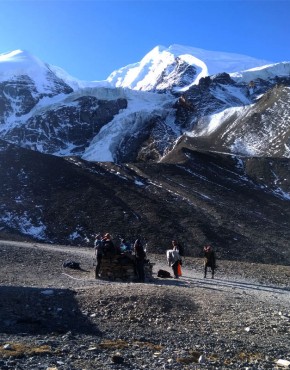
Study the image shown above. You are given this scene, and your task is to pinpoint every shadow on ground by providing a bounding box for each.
[0,286,100,335]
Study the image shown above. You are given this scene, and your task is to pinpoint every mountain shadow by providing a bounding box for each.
[0,286,100,335]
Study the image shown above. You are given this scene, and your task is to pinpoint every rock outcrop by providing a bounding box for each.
[98,254,154,282]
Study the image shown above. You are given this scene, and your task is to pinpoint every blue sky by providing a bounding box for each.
[1,0,290,81]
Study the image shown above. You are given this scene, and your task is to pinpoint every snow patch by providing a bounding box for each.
[231,62,290,84]
[187,106,244,137]
[1,211,46,240]
[82,89,172,161]
[231,138,257,156]
[134,179,145,186]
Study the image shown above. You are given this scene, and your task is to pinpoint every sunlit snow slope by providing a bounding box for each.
[106,44,272,91]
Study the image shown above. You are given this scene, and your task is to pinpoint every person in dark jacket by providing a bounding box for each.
[102,233,116,259]
[94,233,104,278]
[134,239,146,282]
[203,245,216,279]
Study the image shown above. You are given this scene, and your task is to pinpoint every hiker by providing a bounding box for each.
[203,245,216,279]
[102,233,116,258]
[167,245,181,279]
[134,239,146,282]
[94,233,104,278]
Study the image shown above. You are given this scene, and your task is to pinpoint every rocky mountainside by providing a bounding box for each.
[1,140,289,264]
[175,69,290,158]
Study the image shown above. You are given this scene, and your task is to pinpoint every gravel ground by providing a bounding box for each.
[0,240,290,370]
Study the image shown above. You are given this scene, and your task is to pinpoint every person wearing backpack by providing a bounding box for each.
[134,239,146,282]
[94,233,104,278]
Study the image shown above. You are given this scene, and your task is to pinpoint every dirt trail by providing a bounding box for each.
[1,239,289,302]
[1,239,290,369]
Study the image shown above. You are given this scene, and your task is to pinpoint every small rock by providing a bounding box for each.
[112,354,124,364]
[88,347,98,351]
[277,359,290,368]
[198,355,206,364]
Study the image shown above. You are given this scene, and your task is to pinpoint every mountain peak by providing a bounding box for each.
[0,48,48,82]
[166,44,273,75]
[106,44,274,91]
[0,49,28,60]
[0,49,44,66]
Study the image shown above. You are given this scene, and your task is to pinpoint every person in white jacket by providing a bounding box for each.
[166,246,181,278]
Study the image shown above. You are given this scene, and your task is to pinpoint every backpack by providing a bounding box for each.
[135,244,146,259]
[178,244,184,257]
[62,260,80,269]
[157,269,171,278]
[103,239,116,256]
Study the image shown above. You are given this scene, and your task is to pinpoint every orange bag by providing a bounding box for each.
[177,262,182,276]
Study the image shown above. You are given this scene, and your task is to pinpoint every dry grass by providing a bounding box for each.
[0,342,52,358]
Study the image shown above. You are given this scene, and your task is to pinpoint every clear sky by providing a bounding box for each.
[1,0,290,81]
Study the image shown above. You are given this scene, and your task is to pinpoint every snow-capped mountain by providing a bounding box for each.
[0,49,108,91]
[0,45,289,162]
[174,66,290,158]
[1,46,290,251]
[106,44,272,92]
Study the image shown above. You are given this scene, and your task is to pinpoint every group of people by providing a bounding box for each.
[94,233,216,282]
[94,233,146,282]
[167,240,216,279]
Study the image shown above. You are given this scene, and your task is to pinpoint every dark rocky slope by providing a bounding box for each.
[1,140,289,264]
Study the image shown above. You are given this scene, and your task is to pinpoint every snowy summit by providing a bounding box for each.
[106,44,272,91]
